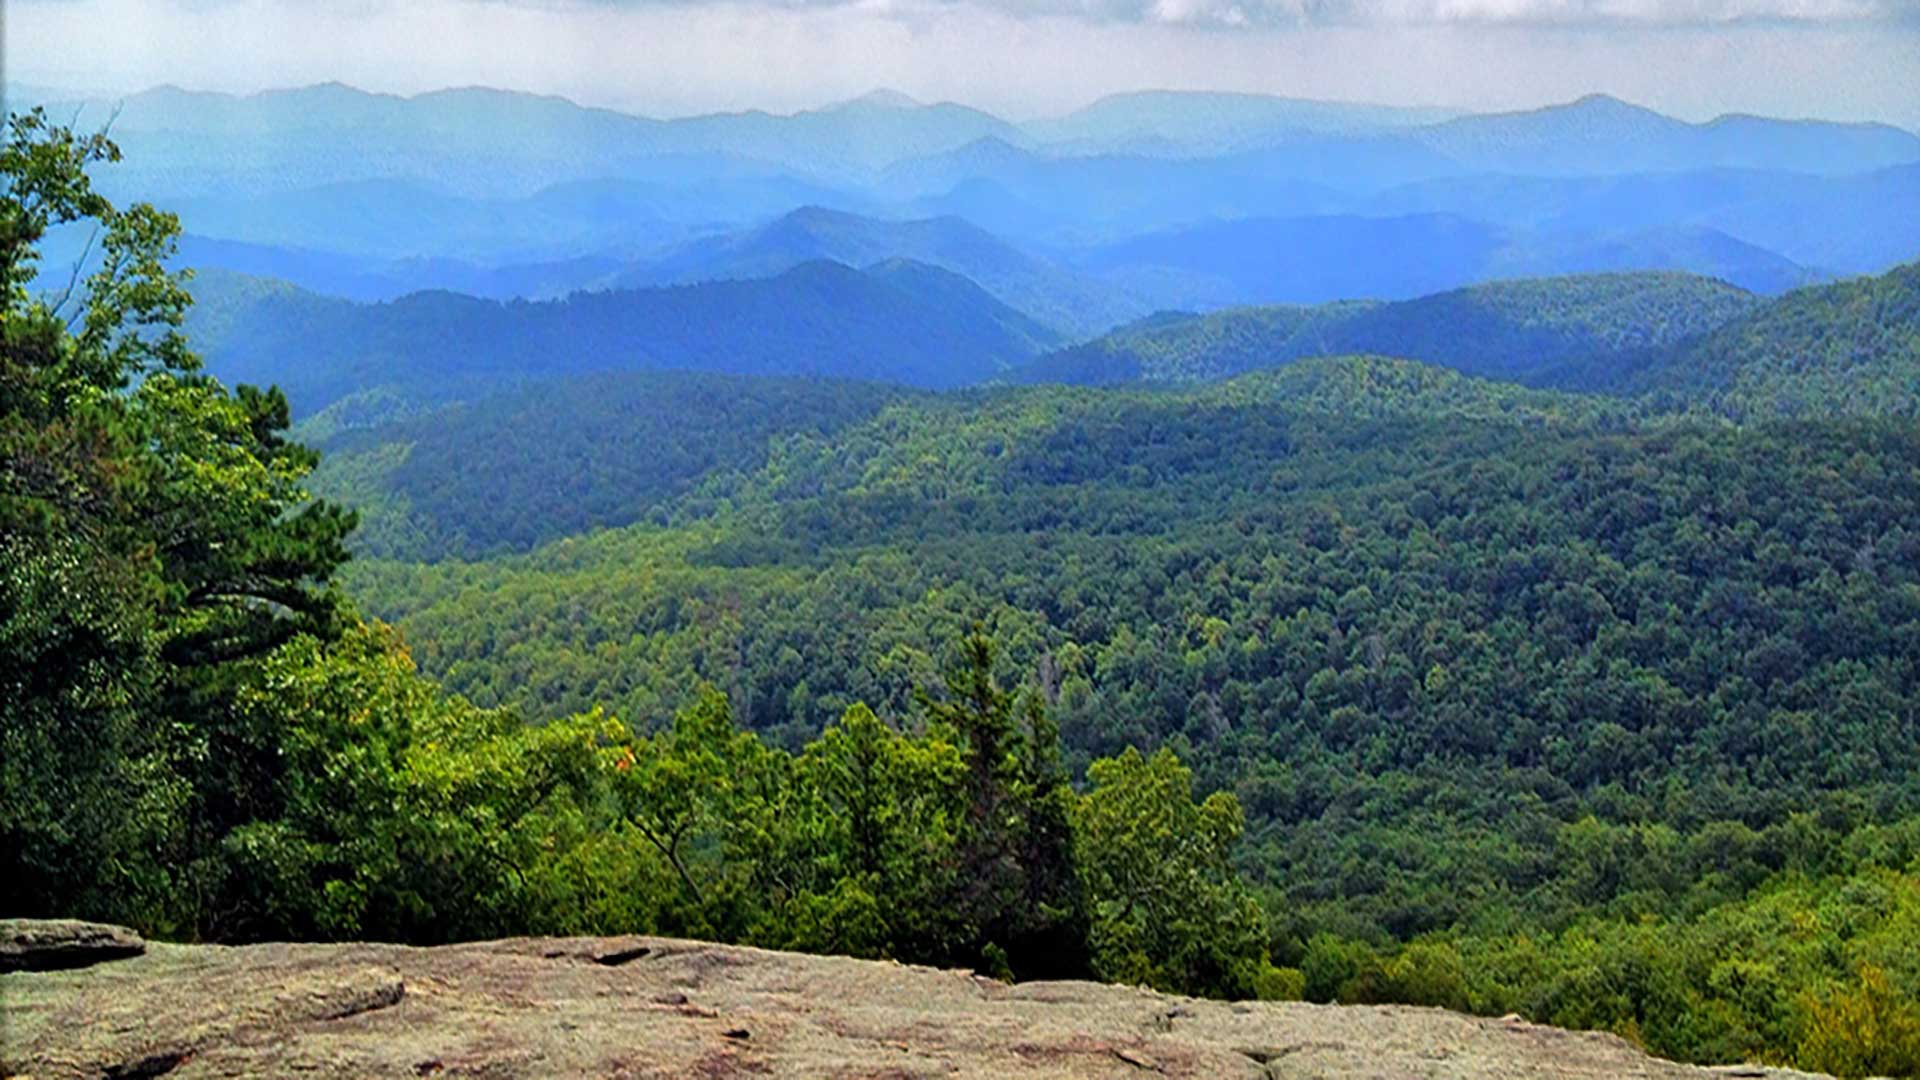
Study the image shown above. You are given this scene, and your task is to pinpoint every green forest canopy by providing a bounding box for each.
[330,345,1920,1071]
[1012,270,1762,386]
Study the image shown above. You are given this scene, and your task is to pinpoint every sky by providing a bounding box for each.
[6,0,1920,128]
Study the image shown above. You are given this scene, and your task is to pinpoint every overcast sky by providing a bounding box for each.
[7,0,1919,128]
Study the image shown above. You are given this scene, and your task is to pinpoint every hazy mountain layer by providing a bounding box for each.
[16,81,1914,308]
[620,206,1148,337]
[1014,271,1763,386]
[1077,215,1815,308]
[186,259,1060,415]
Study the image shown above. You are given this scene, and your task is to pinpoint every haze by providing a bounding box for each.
[8,0,1920,128]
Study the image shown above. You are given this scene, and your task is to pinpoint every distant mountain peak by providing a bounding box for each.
[951,134,1030,156]
[136,82,225,101]
[1551,93,1665,119]
[264,81,388,102]
[778,204,863,224]
[757,206,878,240]
[837,88,922,110]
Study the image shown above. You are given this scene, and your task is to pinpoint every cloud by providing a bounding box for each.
[555,0,1920,27]
[20,0,1913,32]
[1112,0,1919,29]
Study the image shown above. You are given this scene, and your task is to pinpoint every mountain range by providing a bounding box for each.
[1018,259,1920,420]
[190,255,1920,435]
[26,84,1913,192]
[15,81,1918,326]
[1409,94,1920,177]
[1077,214,1817,309]
[21,79,1920,407]
[613,206,1147,338]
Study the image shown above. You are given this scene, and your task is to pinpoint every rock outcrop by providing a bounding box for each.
[0,920,1824,1079]
[0,919,146,974]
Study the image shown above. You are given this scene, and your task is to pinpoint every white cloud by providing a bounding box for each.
[559,0,1920,26]
[961,0,1920,27]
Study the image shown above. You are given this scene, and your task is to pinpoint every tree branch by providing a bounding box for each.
[48,221,100,320]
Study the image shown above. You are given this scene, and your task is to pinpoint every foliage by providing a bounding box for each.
[216,622,606,942]
[1015,271,1759,387]
[332,346,1920,1064]
[1798,964,1920,1078]
[1075,746,1274,997]
[1283,856,1920,1073]
[310,371,909,559]
[1595,260,1920,419]
[1,108,355,930]
[587,674,1259,995]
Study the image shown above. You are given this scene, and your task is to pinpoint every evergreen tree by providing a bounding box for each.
[1,108,355,929]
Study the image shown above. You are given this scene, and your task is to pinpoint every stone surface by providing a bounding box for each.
[0,919,145,974]
[0,924,1827,1079]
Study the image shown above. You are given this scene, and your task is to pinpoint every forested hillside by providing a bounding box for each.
[1015,272,1760,386]
[327,357,1920,1068]
[311,373,912,559]
[187,259,1058,414]
[1586,260,1920,417]
[341,360,1914,800]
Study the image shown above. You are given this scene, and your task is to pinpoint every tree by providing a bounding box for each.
[608,688,753,916]
[1,108,355,930]
[1797,965,1920,1079]
[3,109,175,924]
[788,703,965,958]
[1073,746,1273,998]
[218,622,605,942]
[915,629,1082,975]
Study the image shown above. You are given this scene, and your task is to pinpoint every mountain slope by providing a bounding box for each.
[1079,213,1814,308]
[1082,214,1510,308]
[1595,260,1920,417]
[1017,272,1762,386]
[878,140,1420,235]
[312,372,912,559]
[188,260,1061,414]
[1366,165,1920,279]
[1699,163,1920,275]
[159,173,864,263]
[625,206,1144,336]
[318,355,1613,562]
